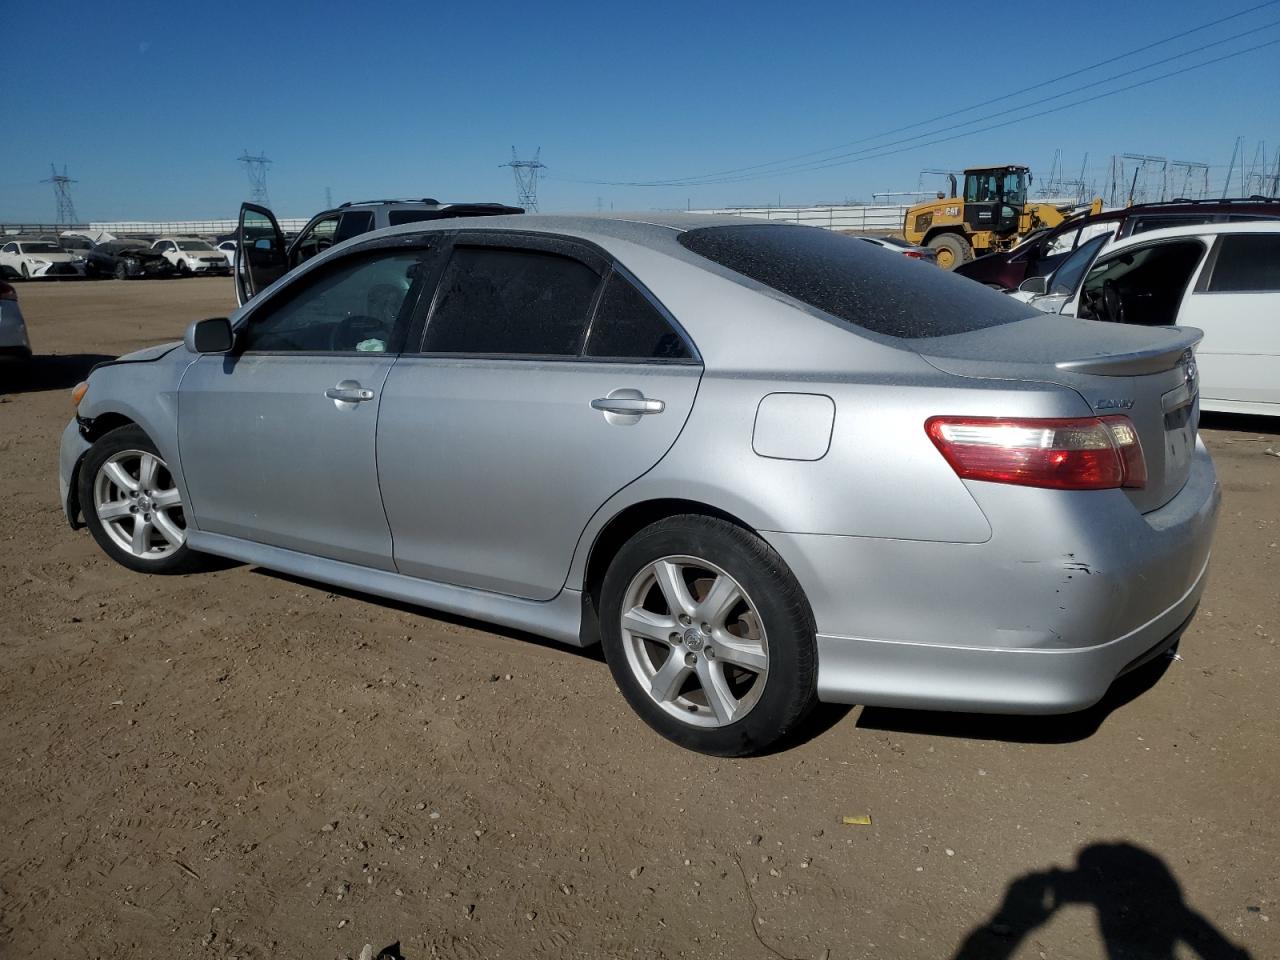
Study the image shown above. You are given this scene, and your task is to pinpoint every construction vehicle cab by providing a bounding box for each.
[961,165,1028,235]
[904,164,1097,270]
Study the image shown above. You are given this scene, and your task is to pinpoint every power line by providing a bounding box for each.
[555,32,1280,188]
[552,0,1280,188]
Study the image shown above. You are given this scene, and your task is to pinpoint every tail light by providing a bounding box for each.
[0,282,16,301]
[903,251,925,259]
[926,416,1146,490]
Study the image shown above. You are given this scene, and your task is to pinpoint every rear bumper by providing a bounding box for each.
[766,440,1220,714]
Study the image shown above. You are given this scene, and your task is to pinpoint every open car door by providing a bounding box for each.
[236,203,288,305]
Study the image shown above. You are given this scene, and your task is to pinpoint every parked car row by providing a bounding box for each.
[1004,221,1280,416]
[955,196,1280,290]
[0,234,237,281]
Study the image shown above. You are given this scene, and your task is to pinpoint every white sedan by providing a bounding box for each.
[150,238,231,276]
[0,239,88,279]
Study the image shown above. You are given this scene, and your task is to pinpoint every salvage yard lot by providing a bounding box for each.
[1,278,1277,959]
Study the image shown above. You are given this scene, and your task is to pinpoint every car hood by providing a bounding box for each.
[27,251,78,262]
[115,341,182,363]
[115,248,167,261]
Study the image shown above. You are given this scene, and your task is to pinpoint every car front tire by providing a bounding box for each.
[79,424,203,575]
[599,515,818,756]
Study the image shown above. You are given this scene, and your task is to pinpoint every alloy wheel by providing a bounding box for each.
[92,449,186,561]
[619,555,769,728]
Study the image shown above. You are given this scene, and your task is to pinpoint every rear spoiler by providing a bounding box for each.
[1054,327,1203,376]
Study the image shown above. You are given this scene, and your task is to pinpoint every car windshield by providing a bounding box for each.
[21,242,62,253]
[1048,234,1109,296]
[678,224,1036,339]
[177,240,213,251]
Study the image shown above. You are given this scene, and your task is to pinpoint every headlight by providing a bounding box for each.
[72,255,87,263]
[31,259,50,267]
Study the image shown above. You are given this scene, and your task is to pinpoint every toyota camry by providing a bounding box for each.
[59,213,1219,755]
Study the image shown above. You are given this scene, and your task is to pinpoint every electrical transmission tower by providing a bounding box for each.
[500,147,545,211]
[43,163,79,225]
[238,151,272,205]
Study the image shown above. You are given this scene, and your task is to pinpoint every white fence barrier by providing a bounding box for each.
[689,204,910,233]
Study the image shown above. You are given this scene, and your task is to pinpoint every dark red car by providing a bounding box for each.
[955,197,1280,290]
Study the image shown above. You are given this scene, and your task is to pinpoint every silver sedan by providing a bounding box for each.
[58,213,1219,755]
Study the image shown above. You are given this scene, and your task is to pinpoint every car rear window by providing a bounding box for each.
[677,224,1035,339]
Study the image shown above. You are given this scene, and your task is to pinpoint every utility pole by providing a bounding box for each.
[238,151,272,206]
[1221,137,1242,199]
[43,163,78,225]
[500,147,545,212]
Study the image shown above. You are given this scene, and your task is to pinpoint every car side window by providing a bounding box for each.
[239,250,426,354]
[1044,227,1079,257]
[584,271,691,360]
[1205,234,1280,292]
[421,246,601,356]
[292,216,340,265]
[1,243,14,254]
[1078,240,1205,326]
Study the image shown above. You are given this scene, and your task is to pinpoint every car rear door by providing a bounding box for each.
[1179,232,1280,408]
[376,232,702,600]
[179,241,436,569]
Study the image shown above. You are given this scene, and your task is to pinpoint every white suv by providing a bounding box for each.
[151,238,230,276]
[1053,222,1280,417]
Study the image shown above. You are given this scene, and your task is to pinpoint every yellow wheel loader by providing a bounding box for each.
[903,165,1102,269]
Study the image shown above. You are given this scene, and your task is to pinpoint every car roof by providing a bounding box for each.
[365,211,769,248]
[1105,219,1280,251]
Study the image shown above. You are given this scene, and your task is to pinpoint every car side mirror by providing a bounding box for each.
[1018,276,1048,295]
[184,317,234,354]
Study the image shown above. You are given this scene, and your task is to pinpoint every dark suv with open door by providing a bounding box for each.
[235,198,522,304]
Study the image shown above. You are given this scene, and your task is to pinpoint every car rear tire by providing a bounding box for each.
[79,424,203,575]
[927,233,974,270]
[599,515,818,756]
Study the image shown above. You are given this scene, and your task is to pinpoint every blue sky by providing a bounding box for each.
[3,0,1278,221]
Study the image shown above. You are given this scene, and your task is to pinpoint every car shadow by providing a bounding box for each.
[0,353,113,396]
[1199,411,1280,436]
[951,841,1253,959]
[855,653,1174,745]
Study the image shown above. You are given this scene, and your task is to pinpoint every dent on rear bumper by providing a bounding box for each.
[59,419,92,527]
[766,443,1221,714]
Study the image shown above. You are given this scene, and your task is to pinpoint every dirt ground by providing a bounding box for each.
[1,277,1277,960]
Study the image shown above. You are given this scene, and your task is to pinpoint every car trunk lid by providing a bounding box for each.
[916,314,1202,513]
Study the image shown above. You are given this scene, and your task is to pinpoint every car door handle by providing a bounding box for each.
[591,396,665,415]
[325,383,375,402]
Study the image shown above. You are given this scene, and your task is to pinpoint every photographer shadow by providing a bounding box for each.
[953,842,1252,959]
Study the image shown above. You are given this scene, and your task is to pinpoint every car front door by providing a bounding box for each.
[236,204,289,304]
[178,242,436,569]
[376,233,702,600]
